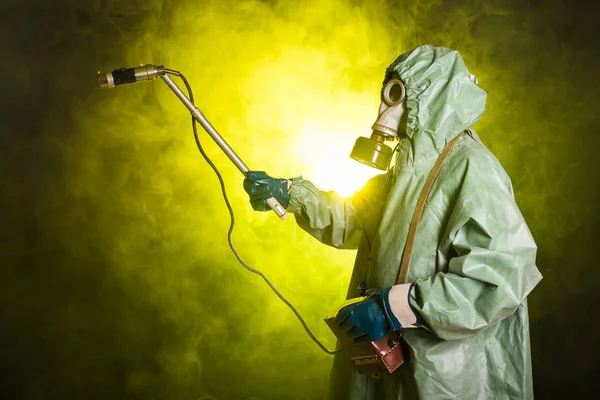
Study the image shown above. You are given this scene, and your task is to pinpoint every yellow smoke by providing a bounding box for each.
[64,0,412,397]
[6,0,595,398]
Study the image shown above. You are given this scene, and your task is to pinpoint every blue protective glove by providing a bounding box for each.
[334,287,403,344]
[243,171,290,211]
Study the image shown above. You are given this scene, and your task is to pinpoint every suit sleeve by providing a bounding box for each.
[408,154,543,340]
[287,174,390,249]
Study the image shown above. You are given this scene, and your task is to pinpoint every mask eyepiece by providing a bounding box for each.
[381,78,406,106]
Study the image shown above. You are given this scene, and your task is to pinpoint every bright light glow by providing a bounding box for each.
[296,121,383,197]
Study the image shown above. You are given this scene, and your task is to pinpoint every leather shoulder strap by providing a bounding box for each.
[396,132,464,284]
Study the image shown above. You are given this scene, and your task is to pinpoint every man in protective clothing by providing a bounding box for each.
[244,45,542,400]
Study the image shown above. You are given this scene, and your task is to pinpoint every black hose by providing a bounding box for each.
[166,70,341,355]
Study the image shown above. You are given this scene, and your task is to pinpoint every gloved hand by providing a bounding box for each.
[334,287,403,344]
[243,171,290,212]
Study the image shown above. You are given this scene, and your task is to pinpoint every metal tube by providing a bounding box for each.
[160,75,250,175]
[160,74,288,220]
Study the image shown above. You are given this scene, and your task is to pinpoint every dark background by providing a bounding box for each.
[1,0,599,399]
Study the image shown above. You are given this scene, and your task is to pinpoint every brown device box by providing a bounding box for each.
[324,298,405,376]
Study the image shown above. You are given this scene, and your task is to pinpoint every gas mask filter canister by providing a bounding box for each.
[350,77,406,170]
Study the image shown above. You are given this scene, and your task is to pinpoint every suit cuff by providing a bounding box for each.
[287,176,307,213]
[388,283,419,328]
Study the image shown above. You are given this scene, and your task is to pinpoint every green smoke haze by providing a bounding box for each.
[1,0,598,398]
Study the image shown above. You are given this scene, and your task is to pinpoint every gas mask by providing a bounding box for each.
[350,75,407,170]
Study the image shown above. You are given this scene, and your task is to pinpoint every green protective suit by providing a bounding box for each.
[286,45,542,399]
